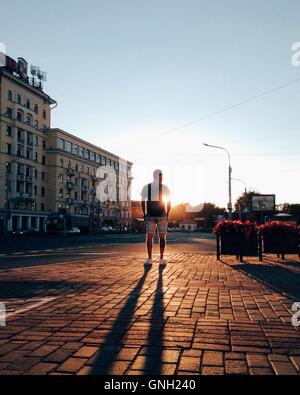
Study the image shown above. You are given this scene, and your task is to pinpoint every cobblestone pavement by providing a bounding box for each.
[0,253,300,375]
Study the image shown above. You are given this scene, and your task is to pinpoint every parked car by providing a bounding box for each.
[12,228,39,236]
[64,227,81,235]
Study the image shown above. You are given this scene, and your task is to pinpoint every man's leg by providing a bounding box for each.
[147,233,154,259]
[159,233,166,259]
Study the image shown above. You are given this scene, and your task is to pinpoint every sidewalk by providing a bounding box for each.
[0,253,300,375]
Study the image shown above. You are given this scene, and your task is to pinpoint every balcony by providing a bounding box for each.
[66,198,75,205]
[66,182,75,190]
[67,168,76,177]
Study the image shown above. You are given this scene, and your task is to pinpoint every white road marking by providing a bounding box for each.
[5,297,57,319]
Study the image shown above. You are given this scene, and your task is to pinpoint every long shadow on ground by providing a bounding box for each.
[143,265,165,374]
[90,266,151,374]
[0,280,84,299]
[230,260,300,301]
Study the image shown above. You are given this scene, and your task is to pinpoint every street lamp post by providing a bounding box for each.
[232,178,247,194]
[203,143,233,220]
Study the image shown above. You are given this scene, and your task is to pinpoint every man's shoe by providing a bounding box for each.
[144,258,153,267]
[159,259,167,266]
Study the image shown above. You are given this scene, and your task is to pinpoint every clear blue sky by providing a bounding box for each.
[1,0,300,206]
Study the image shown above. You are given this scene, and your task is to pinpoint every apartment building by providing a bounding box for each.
[0,55,132,234]
[0,60,56,233]
[45,128,132,230]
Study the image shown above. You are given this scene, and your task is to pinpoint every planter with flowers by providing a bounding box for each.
[258,222,300,260]
[213,221,258,261]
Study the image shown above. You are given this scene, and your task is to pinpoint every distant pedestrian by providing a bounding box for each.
[141,169,171,266]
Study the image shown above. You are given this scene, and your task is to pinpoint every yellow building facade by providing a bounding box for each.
[0,56,132,233]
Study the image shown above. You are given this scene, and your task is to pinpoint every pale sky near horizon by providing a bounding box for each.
[1,0,300,207]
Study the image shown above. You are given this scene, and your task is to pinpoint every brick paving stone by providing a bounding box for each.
[246,354,271,368]
[270,361,298,375]
[25,363,57,375]
[202,366,225,375]
[57,357,88,373]
[1,253,300,375]
[202,351,223,367]
[249,367,274,375]
[73,346,99,358]
[225,360,248,375]
[8,357,40,372]
[45,349,76,363]
[29,345,59,358]
[178,356,201,373]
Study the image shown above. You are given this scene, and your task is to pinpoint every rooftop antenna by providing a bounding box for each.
[30,65,40,87]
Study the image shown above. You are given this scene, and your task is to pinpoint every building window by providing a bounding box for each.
[17,146,22,157]
[59,174,64,183]
[73,144,79,156]
[41,187,45,197]
[26,149,30,160]
[6,108,12,118]
[96,154,101,164]
[17,129,23,141]
[60,158,64,167]
[86,167,90,175]
[75,163,78,171]
[41,203,45,211]
[42,140,46,149]
[81,164,84,172]
[26,99,30,109]
[75,192,78,200]
[65,141,72,153]
[17,111,22,121]
[58,138,65,150]
[34,153,38,162]
[26,115,31,125]
[43,109,46,119]
[34,104,38,113]
[59,189,64,198]
[42,172,46,181]
[85,150,90,160]
[16,95,21,104]
[101,156,106,165]
[5,144,12,154]
[33,135,38,145]
[42,156,46,165]
[6,125,12,136]
[7,90,12,100]
[79,147,85,157]
[34,169,38,178]
[91,152,96,162]
[34,120,38,129]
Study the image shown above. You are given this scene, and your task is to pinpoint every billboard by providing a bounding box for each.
[251,195,275,212]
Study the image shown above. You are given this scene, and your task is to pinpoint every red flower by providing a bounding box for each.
[258,221,300,236]
[213,220,257,238]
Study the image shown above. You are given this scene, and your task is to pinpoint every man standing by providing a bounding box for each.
[141,169,171,266]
